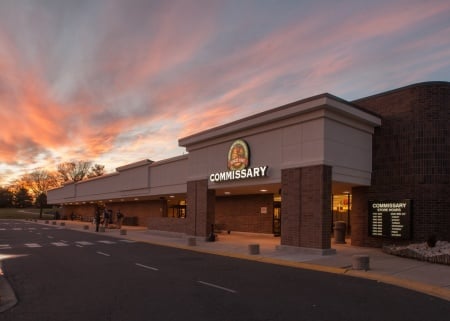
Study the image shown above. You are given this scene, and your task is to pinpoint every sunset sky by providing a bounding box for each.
[0,0,449,186]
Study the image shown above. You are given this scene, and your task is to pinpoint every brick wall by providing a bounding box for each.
[63,200,164,227]
[186,180,216,237]
[353,82,450,245]
[215,194,274,233]
[281,165,332,249]
[147,217,187,234]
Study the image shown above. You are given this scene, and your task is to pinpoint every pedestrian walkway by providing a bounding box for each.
[17,220,450,301]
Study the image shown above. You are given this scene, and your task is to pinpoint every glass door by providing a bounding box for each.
[273,201,281,236]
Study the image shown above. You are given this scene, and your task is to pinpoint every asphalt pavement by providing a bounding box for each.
[1,219,450,310]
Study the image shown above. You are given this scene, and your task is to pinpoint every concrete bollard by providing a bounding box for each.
[120,229,127,235]
[352,255,370,270]
[248,244,260,255]
[187,237,196,246]
[83,225,89,230]
[99,226,106,232]
[60,222,65,226]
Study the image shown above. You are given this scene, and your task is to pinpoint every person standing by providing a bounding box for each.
[117,210,124,229]
[103,209,110,228]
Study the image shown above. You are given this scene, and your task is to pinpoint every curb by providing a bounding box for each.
[0,264,18,312]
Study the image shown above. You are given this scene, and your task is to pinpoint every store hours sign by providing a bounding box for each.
[368,200,412,240]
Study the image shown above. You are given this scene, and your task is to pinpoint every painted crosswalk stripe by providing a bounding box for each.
[25,243,42,248]
[98,240,116,244]
[75,241,94,246]
[52,242,69,247]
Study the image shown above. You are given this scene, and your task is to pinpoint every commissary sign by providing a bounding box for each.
[209,139,268,183]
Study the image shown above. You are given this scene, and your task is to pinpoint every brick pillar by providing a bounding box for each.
[280,165,332,250]
[186,179,215,237]
[352,186,384,247]
[351,186,369,247]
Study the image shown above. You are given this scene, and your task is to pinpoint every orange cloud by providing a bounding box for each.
[1,0,449,186]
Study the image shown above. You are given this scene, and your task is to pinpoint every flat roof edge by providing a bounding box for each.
[179,93,380,147]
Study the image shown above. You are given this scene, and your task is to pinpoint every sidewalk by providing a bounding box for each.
[17,220,450,302]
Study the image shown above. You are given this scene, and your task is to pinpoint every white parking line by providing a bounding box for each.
[135,263,159,271]
[96,251,110,257]
[25,243,42,248]
[197,281,237,294]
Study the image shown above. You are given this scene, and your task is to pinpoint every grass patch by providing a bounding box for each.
[0,208,55,220]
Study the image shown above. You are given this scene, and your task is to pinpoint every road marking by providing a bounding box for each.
[135,263,159,271]
[0,244,11,249]
[75,241,94,246]
[52,242,69,247]
[96,251,110,257]
[197,281,237,294]
[119,240,136,243]
[98,240,116,244]
[25,243,42,248]
[47,236,54,239]
[13,228,23,231]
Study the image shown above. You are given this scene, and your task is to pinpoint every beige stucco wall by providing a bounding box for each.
[48,94,380,206]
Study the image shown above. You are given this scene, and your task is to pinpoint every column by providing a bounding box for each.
[186,179,216,237]
[281,165,332,250]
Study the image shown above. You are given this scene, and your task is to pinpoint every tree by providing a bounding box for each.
[15,187,33,208]
[57,161,93,182]
[23,170,59,218]
[0,187,14,207]
[87,164,105,178]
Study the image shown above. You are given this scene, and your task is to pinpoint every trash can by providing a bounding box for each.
[334,221,346,244]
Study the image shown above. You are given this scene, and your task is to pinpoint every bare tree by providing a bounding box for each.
[57,161,92,182]
[87,164,105,178]
[23,170,59,218]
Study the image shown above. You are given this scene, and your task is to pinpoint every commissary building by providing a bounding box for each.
[47,81,450,252]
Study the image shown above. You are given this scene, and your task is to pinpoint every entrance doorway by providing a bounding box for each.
[332,193,352,235]
[273,201,281,236]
